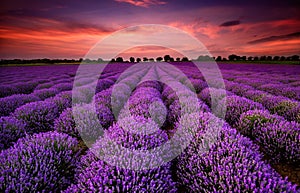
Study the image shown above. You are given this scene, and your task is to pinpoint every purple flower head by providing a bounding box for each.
[13,100,60,133]
[0,131,81,192]
[0,116,26,150]
[237,109,284,137]
[257,121,300,164]
[220,95,264,126]
[177,122,298,192]
[0,94,40,116]
[33,88,59,100]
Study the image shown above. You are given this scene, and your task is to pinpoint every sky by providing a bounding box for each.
[0,0,299,60]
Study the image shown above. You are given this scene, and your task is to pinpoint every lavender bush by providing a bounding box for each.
[256,121,300,164]
[13,100,60,133]
[33,88,59,100]
[0,131,81,192]
[0,94,40,116]
[177,125,298,192]
[218,95,264,126]
[64,116,176,192]
[0,116,26,150]
[237,109,284,137]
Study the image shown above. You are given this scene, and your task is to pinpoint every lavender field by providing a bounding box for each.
[0,62,299,192]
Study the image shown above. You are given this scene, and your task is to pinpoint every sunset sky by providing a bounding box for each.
[0,0,299,60]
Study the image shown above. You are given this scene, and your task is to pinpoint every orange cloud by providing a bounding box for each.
[240,39,300,56]
[115,0,166,8]
[0,24,111,59]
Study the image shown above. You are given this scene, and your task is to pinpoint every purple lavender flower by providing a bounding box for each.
[225,81,254,96]
[0,85,18,98]
[269,99,300,122]
[94,88,113,108]
[189,78,208,93]
[237,109,284,137]
[220,95,264,126]
[198,87,232,108]
[259,83,300,100]
[65,159,176,193]
[64,116,176,192]
[54,108,77,138]
[95,78,115,93]
[256,121,300,164]
[33,88,59,100]
[47,91,73,113]
[13,100,59,133]
[0,94,40,116]
[0,131,81,192]
[177,124,298,192]
[0,116,26,150]
[35,82,54,90]
[52,82,73,92]
[55,105,108,140]
[14,81,38,94]
[136,80,163,92]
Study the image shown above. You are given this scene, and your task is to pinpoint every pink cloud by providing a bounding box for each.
[115,0,167,8]
[168,21,222,40]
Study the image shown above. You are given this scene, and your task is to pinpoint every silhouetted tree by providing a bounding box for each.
[248,56,253,61]
[164,55,171,62]
[291,55,300,61]
[110,58,116,63]
[129,57,135,63]
[149,58,154,62]
[83,58,92,63]
[136,58,141,62]
[176,57,181,61]
[253,56,259,61]
[228,54,238,61]
[156,57,163,62]
[216,56,222,61]
[116,57,124,63]
[79,58,83,62]
[181,57,189,62]
[266,56,272,61]
[197,55,214,61]
[241,56,246,61]
[286,57,292,61]
[170,57,174,62]
[97,58,104,62]
[260,56,266,61]
[143,57,148,62]
[273,56,280,61]
[280,56,286,61]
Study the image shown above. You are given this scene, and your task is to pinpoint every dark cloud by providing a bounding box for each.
[0,8,116,33]
[219,20,240,27]
[248,32,300,44]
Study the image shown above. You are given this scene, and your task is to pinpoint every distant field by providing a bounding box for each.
[0,62,299,192]
[0,60,299,67]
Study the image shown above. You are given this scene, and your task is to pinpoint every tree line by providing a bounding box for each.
[0,54,299,65]
[110,54,300,62]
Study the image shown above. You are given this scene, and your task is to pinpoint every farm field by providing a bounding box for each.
[0,62,299,192]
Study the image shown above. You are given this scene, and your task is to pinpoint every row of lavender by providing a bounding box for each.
[0,62,299,192]
[157,65,298,192]
[0,63,156,192]
[0,64,130,149]
[62,64,298,192]
[176,63,299,165]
